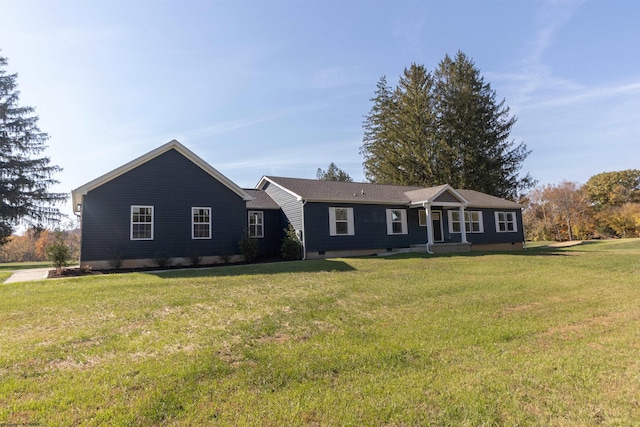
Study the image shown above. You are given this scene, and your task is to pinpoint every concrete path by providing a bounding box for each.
[3,267,53,284]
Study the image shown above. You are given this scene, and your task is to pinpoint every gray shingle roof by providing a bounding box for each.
[262,176,422,204]
[261,176,523,209]
[244,189,280,209]
[456,189,523,209]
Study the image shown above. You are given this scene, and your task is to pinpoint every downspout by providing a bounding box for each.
[74,200,83,267]
[423,202,434,254]
[521,207,527,250]
[301,200,307,260]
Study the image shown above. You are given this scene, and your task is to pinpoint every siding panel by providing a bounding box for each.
[81,149,246,262]
[262,182,303,231]
[303,202,427,254]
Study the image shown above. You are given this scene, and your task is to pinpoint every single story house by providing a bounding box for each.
[72,140,524,269]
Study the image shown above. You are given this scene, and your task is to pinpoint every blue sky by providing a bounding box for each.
[1,0,639,218]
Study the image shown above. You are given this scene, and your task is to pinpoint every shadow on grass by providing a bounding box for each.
[370,246,575,261]
[148,258,356,279]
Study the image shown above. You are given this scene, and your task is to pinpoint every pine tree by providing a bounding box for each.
[0,53,66,243]
[434,51,533,199]
[361,52,534,199]
[361,66,438,186]
[316,162,353,182]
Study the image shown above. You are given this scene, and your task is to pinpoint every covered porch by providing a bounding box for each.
[405,184,472,254]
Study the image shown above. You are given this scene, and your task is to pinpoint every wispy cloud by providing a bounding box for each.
[490,0,586,108]
[523,80,640,110]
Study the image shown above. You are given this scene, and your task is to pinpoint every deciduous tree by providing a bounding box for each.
[524,182,592,241]
[583,169,640,211]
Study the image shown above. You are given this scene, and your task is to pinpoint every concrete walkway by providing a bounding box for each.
[3,267,53,284]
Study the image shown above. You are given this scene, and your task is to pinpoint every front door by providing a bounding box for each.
[432,211,444,242]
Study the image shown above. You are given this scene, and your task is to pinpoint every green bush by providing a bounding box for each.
[238,233,258,263]
[46,231,70,273]
[281,224,302,260]
[152,252,171,269]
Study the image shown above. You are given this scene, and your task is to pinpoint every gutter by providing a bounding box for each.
[301,200,307,260]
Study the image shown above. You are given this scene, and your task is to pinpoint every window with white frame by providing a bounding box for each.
[386,209,407,235]
[419,209,427,226]
[248,211,264,238]
[495,211,517,232]
[131,206,154,240]
[192,207,211,239]
[448,210,484,233]
[329,207,354,236]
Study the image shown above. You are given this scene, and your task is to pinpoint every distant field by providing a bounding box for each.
[1,239,639,425]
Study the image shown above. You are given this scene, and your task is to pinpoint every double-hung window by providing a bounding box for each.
[248,211,264,238]
[418,209,427,226]
[448,210,484,233]
[386,209,407,235]
[131,206,154,240]
[329,207,354,236]
[192,207,211,239]
[495,211,517,232]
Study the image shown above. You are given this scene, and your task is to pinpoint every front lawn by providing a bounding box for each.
[1,240,639,425]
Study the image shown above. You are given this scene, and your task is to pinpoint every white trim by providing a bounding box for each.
[256,176,304,201]
[72,140,253,214]
[407,184,470,207]
[329,207,354,236]
[448,210,484,234]
[431,211,444,242]
[418,209,427,226]
[495,211,518,233]
[191,207,212,239]
[131,205,154,240]
[386,209,407,235]
[248,210,264,238]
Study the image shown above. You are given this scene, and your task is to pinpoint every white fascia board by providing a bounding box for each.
[256,176,304,201]
[71,140,252,214]
[410,200,466,208]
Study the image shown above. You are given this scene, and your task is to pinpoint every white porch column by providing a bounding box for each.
[459,205,468,243]
[425,204,434,249]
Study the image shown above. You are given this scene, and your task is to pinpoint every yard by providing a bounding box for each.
[1,240,639,425]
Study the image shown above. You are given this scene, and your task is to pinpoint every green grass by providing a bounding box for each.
[1,240,640,425]
[0,261,53,271]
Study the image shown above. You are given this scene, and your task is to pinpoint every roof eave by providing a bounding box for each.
[71,140,253,209]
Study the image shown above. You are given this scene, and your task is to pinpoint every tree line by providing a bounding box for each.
[524,170,640,241]
[0,226,80,262]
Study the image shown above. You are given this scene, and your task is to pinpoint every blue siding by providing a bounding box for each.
[439,208,525,245]
[80,149,246,262]
[251,209,287,257]
[303,202,427,253]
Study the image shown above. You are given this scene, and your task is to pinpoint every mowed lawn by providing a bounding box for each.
[1,240,639,426]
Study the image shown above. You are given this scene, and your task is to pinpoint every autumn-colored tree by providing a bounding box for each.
[524,182,593,241]
[0,225,80,262]
[583,169,640,211]
[597,203,640,238]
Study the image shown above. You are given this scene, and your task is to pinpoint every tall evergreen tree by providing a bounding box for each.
[361,65,439,186]
[434,51,533,199]
[361,52,534,199]
[0,53,66,244]
[316,162,353,182]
